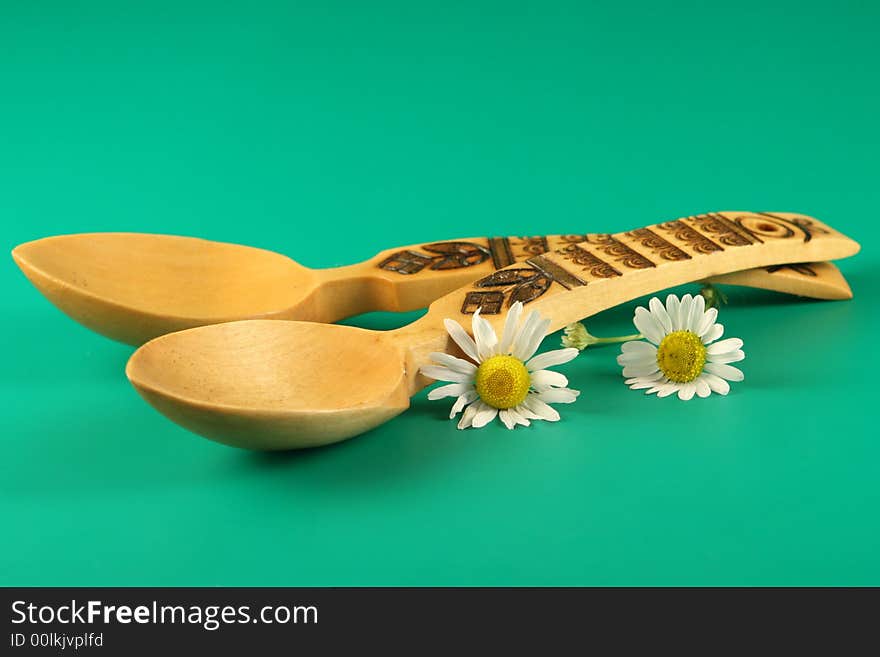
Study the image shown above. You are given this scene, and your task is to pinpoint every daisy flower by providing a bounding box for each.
[421,301,580,430]
[617,293,745,400]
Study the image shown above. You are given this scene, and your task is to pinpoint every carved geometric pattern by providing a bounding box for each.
[625,228,691,261]
[379,241,490,274]
[656,220,723,255]
[685,214,756,247]
[558,244,622,278]
[584,234,655,269]
[526,255,587,290]
[378,250,434,274]
[488,237,515,269]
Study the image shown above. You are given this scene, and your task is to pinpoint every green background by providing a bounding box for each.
[2,1,878,585]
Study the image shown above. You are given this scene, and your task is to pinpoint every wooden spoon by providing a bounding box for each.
[13,221,852,345]
[126,211,860,450]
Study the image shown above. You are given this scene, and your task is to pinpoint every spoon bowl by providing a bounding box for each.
[126,320,410,449]
[13,233,319,345]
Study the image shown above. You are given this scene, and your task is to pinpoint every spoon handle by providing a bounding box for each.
[397,211,859,391]
[319,227,850,319]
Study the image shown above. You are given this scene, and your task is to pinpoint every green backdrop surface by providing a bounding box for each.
[2,1,878,585]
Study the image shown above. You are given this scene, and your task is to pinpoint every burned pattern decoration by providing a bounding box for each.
[526,254,587,290]
[656,220,723,255]
[385,235,598,276]
[461,268,551,314]
[487,237,515,269]
[684,214,756,247]
[460,255,584,314]
[584,234,655,269]
[558,244,622,278]
[379,241,490,274]
[487,236,555,269]
[734,212,829,243]
[520,236,550,257]
[625,228,691,261]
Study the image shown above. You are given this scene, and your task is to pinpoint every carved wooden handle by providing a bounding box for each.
[397,211,859,391]
[323,215,854,316]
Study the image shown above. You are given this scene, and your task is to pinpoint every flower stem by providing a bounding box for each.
[589,332,642,345]
[562,322,643,350]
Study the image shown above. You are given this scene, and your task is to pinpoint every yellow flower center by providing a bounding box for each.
[656,330,707,383]
[474,355,531,409]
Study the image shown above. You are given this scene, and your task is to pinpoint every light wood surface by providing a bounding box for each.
[126,211,860,450]
[14,219,853,345]
[706,260,851,299]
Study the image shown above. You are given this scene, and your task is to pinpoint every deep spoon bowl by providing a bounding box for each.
[12,233,318,344]
[125,211,861,450]
[127,320,410,449]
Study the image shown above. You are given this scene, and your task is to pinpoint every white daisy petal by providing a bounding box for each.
[701,323,724,344]
[686,294,705,332]
[633,306,665,345]
[666,294,682,330]
[516,315,552,362]
[657,383,680,398]
[526,347,578,371]
[704,362,744,382]
[537,387,580,404]
[695,376,712,398]
[507,407,530,426]
[626,373,666,389]
[649,296,673,333]
[706,338,744,355]
[472,308,499,360]
[708,349,745,364]
[457,401,480,429]
[498,301,524,354]
[511,310,543,360]
[530,369,568,390]
[498,409,516,430]
[472,403,499,429]
[701,373,730,395]
[617,351,656,366]
[696,307,719,338]
[625,371,665,385]
[517,406,541,420]
[428,352,477,375]
[678,382,696,401]
[449,390,478,418]
[621,340,656,355]
[677,294,693,331]
[622,363,661,378]
[427,382,469,400]
[522,395,560,422]
[420,365,472,383]
[443,318,480,362]
[621,361,659,376]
